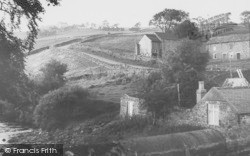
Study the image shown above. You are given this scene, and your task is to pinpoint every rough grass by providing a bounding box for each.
[34,29,107,49]
[83,34,143,54]
[25,47,98,79]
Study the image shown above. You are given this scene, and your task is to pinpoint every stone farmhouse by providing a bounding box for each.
[195,70,250,127]
[135,32,181,59]
[206,33,250,60]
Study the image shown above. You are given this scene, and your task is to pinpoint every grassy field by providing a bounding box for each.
[25,47,99,79]
[34,29,107,49]
[83,34,143,54]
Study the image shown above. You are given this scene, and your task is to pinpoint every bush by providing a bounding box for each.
[35,59,68,95]
[34,86,89,130]
[34,86,118,130]
[0,100,18,121]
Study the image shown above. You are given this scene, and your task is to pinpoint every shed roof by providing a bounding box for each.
[154,31,178,40]
[202,87,250,114]
[207,33,250,44]
[145,34,161,42]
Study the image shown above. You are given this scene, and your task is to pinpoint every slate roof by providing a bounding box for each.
[202,87,250,114]
[207,33,250,44]
[154,31,178,40]
[145,34,161,42]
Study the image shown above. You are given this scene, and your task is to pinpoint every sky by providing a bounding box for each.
[40,0,250,28]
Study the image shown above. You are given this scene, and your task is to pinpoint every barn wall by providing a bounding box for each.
[218,101,238,127]
[151,41,162,58]
[139,36,152,57]
[207,41,250,60]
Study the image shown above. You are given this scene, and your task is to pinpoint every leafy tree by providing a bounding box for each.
[161,40,209,107]
[34,86,90,130]
[174,20,200,39]
[129,22,141,31]
[149,9,189,32]
[0,0,60,121]
[241,11,250,26]
[135,72,177,122]
[35,59,68,95]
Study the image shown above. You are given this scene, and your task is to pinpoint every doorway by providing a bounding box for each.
[127,101,134,117]
[208,104,219,126]
[237,53,241,60]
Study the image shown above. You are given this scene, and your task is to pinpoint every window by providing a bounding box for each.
[213,53,217,59]
[223,54,227,59]
[237,53,241,60]
[213,46,216,51]
[229,43,234,49]
[208,103,219,126]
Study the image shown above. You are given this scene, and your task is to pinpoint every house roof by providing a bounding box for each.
[207,33,250,44]
[145,34,161,42]
[154,31,178,41]
[202,87,250,114]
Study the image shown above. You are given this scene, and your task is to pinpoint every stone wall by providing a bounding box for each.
[191,100,238,127]
[207,41,250,60]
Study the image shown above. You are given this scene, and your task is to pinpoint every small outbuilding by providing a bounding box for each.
[120,94,146,118]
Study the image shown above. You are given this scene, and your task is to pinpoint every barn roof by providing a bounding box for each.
[207,33,250,44]
[154,31,178,40]
[145,34,161,42]
[202,87,250,114]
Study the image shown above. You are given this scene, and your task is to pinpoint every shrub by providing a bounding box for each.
[34,86,89,130]
[0,100,18,121]
[34,86,118,130]
[35,59,68,95]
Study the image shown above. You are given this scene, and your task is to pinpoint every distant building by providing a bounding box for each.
[206,33,250,60]
[135,32,181,59]
[120,94,146,118]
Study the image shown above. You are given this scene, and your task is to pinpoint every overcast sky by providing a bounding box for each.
[40,0,250,28]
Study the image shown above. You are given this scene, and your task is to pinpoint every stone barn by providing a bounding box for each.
[195,79,250,127]
[206,33,250,60]
[135,32,181,59]
[120,94,146,118]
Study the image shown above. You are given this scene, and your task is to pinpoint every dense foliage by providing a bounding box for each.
[0,0,60,123]
[136,40,209,120]
[34,86,90,130]
[161,40,209,107]
[149,9,189,32]
[35,59,68,95]
[0,100,17,121]
[174,20,201,40]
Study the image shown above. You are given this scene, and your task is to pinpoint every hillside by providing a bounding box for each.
[34,29,107,49]
[83,33,143,54]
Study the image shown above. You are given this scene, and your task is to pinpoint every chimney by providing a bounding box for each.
[196,81,207,104]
